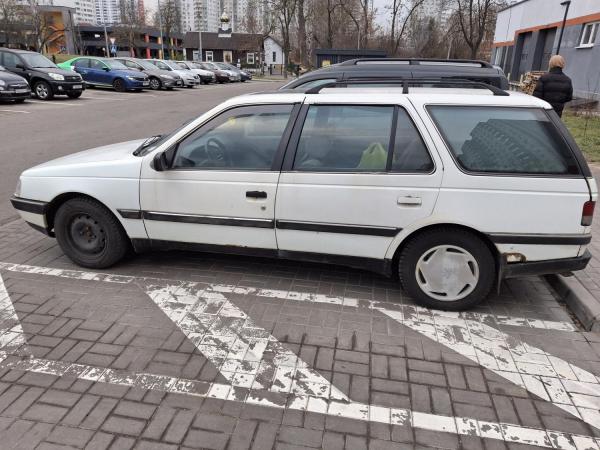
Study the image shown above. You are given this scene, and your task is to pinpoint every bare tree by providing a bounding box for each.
[270,0,297,77]
[338,0,361,48]
[115,0,146,57]
[296,0,308,66]
[0,0,21,46]
[154,0,181,59]
[455,0,499,59]
[386,0,425,55]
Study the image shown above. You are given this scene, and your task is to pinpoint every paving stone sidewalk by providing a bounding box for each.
[0,210,599,448]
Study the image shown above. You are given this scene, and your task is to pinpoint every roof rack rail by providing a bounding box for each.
[339,58,494,69]
[305,78,509,96]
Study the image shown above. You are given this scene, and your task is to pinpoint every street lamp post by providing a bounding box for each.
[556,0,571,55]
[157,0,165,58]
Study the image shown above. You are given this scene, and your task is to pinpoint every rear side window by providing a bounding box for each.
[428,106,580,175]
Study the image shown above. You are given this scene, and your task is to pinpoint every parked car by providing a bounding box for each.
[195,62,230,83]
[214,62,241,82]
[281,58,510,91]
[0,64,30,103]
[220,62,252,81]
[58,57,149,92]
[10,82,597,310]
[176,61,215,84]
[146,59,200,88]
[0,48,84,100]
[114,57,182,90]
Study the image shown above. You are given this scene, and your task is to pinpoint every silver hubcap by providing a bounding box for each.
[36,84,48,98]
[415,245,479,301]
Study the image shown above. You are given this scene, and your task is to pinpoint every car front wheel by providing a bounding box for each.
[54,197,130,269]
[149,77,161,90]
[113,78,126,92]
[399,228,495,310]
[34,81,53,100]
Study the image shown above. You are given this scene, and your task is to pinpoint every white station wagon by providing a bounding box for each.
[11,83,597,310]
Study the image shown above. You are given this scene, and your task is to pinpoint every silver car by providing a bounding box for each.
[115,57,182,90]
[146,59,200,88]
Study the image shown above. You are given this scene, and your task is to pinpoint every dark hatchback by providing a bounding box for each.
[0,48,84,100]
[281,58,510,91]
[0,65,30,103]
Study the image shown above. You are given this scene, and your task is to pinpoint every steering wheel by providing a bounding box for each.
[205,137,230,166]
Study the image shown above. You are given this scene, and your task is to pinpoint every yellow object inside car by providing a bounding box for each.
[357,142,388,170]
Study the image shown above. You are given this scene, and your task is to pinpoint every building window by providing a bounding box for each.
[206,50,213,62]
[272,51,276,62]
[247,52,254,64]
[579,21,599,47]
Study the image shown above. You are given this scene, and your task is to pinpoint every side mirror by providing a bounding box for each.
[15,63,25,70]
[152,152,170,171]
[103,66,110,72]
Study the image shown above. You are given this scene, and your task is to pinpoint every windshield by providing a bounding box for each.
[163,61,181,70]
[135,117,196,156]
[152,60,170,70]
[20,53,56,68]
[215,62,230,70]
[177,62,189,69]
[203,62,218,70]
[137,60,157,70]
[104,59,128,70]
[0,65,5,71]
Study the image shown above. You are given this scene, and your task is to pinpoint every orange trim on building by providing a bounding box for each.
[493,11,600,47]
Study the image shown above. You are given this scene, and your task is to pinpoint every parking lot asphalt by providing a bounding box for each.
[1,82,600,449]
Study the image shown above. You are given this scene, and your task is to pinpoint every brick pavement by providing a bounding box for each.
[0,218,599,449]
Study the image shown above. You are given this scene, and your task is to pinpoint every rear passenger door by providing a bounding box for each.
[275,97,443,260]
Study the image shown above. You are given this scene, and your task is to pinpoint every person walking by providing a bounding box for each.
[532,55,573,117]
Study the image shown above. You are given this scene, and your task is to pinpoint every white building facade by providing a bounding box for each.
[95,0,120,24]
[17,0,96,24]
[180,0,221,32]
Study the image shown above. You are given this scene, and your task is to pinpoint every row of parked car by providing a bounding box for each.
[0,47,252,102]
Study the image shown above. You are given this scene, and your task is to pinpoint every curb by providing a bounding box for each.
[546,273,600,331]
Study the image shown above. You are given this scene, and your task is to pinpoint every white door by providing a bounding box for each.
[275,100,443,260]
[140,104,295,250]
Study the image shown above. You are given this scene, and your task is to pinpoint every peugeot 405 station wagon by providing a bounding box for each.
[10,81,597,310]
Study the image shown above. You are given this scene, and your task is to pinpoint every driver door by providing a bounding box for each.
[140,104,297,250]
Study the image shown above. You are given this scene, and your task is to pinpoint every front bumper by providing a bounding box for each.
[183,78,200,86]
[0,89,31,100]
[10,196,52,236]
[125,79,150,89]
[49,81,85,94]
[200,75,213,83]
[162,78,179,87]
[502,251,592,278]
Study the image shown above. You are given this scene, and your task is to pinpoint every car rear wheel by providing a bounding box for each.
[113,78,126,92]
[399,228,496,311]
[67,91,82,99]
[54,197,130,269]
[149,77,161,90]
[33,81,53,100]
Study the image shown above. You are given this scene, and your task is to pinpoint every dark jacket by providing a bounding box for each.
[532,67,573,116]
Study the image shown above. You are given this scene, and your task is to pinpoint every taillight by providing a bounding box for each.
[582,201,596,226]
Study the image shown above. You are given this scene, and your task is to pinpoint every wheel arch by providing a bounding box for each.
[46,192,122,233]
[390,223,500,275]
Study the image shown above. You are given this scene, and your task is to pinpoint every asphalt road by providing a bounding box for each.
[0,80,283,225]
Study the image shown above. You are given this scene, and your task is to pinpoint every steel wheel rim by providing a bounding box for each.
[150,78,160,89]
[36,83,48,99]
[415,245,479,302]
[68,214,106,254]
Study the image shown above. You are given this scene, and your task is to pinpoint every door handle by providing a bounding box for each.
[246,191,267,199]
[397,196,422,206]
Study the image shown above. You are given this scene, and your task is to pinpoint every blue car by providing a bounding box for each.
[59,57,149,92]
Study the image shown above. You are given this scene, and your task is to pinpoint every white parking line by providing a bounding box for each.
[0,109,30,114]
[26,100,82,106]
[0,262,597,448]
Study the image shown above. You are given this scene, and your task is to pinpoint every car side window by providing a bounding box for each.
[392,110,434,173]
[73,59,89,68]
[296,78,336,90]
[172,104,294,170]
[293,105,394,172]
[90,59,105,70]
[2,52,21,68]
[125,60,139,69]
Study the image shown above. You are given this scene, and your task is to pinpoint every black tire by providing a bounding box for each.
[33,80,54,100]
[113,78,126,92]
[398,228,496,311]
[54,197,130,269]
[149,77,162,90]
[67,91,82,99]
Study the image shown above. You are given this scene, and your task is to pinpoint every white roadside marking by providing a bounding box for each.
[0,262,597,448]
[26,100,82,106]
[145,282,348,400]
[0,109,30,114]
[82,95,130,102]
